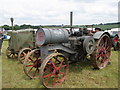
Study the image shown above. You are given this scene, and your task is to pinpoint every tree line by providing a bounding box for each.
[0,22,119,30]
[0,24,42,30]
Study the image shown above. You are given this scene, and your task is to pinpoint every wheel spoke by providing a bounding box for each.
[23,52,27,56]
[98,46,104,52]
[106,46,110,51]
[27,59,32,63]
[21,54,24,56]
[20,56,25,60]
[42,73,54,78]
[105,53,110,58]
[12,54,15,58]
[59,72,64,75]
[50,60,57,70]
[26,64,34,67]
[29,56,34,62]
[104,38,108,48]
[14,54,17,58]
[7,53,11,56]
[58,60,64,69]
[53,56,61,64]
[96,53,102,58]
[27,67,34,73]
[61,65,67,68]
[101,43,105,48]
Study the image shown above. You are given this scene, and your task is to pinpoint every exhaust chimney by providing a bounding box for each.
[70,12,73,34]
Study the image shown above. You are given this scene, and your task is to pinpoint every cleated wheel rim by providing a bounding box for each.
[23,49,41,79]
[91,34,111,69]
[6,47,18,59]
[18,48,31,64]
[40,53,69,88]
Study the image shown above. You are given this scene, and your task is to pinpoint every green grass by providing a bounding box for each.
[1,41,118,88]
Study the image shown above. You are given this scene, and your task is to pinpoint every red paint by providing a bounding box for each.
[38,32,44,41]
[113,37,118,42]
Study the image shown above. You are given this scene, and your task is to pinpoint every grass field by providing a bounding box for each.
[1,40,119,88]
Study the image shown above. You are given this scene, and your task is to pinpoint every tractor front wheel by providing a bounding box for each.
[23,49,41,79]
[39,53,69,88]
[6,47,18,59]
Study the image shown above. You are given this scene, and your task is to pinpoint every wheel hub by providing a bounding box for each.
[33,60,41,68]
[104,50,107,54]
[55,70,59,75]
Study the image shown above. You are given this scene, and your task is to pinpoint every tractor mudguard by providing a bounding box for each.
[93,31,110,40]
[40,44,77,61]
[48,44,76,54]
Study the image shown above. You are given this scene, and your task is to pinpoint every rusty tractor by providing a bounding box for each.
[23,27,111,88]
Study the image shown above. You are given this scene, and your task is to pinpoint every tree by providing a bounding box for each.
[2,25,11,30]
[14,25,20,30]
[20,24,32,29]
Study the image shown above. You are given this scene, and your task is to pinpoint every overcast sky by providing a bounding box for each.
[0,0,119,25]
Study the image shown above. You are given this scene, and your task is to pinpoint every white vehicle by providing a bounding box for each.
[104,28,120,37]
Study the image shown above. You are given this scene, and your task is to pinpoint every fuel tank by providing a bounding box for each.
[35,28,70,46]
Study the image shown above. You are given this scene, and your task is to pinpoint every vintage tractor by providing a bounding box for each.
[23,27,111,88]
[111,34,120,51]
[6,29,37,64]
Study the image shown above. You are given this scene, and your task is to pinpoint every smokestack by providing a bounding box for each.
[70,11,73,27]
[10,17,14,30]
[70,11,73,34]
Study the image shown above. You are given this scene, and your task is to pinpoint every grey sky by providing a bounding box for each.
[0,0,119,25]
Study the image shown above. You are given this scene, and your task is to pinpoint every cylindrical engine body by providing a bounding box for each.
[35,28,70,46]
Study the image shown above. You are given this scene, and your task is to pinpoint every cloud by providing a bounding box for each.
[0,0,119,25]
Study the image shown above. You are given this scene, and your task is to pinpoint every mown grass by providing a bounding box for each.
[1,40,118,88]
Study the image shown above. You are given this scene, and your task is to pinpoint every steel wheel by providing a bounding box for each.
[40,53,69,88]
[18,48,31,64]
[23,49,41,79]
[6,47,18,59]
[91,34,111,69]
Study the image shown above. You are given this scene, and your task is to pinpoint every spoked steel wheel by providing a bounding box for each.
[91,34,111,69]
[23,49,41,79]
[40,53,69,88]
[6,47,18,59]
[18,48,31,64]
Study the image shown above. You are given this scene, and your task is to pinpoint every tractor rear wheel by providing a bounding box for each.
[91,34,111,69]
